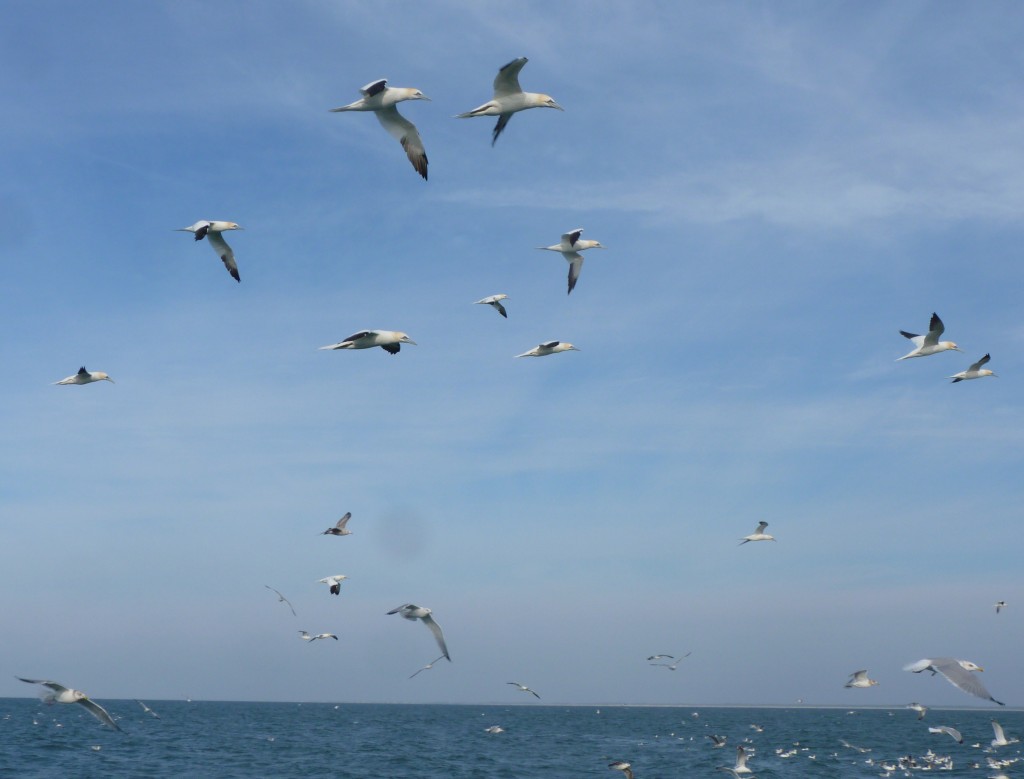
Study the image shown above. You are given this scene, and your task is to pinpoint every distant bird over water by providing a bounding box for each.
[319,330,417,354]
[907,702,928,720]
[949,353,996,382]
[904,657,1005,705]
[456,57,563,146]
[928,725,963,744]
[739,521,775,545]
[474,294,509,318]
[17,678,121,731]
[507,681,541,699]
[608,761,634,779]
[388,604,450,661]
[845,670,879,688]
[54,367,114,385]
[896,312,960,360]
[515,341,579,358]
[991,719,1018,747]
[136,700,160,719]
[321,513,353,536]
[176,221,243,282]
[537,228,606,294]
[264,585,296,616]
[330,79,430,180]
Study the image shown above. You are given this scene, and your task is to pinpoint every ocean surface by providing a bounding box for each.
[1,700,1020,777]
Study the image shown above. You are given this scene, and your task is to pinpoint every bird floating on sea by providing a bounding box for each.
[321,513,352,536]
[54,367,114,385]
[845,670,879,688]
[176,221,243,283]
[456,57,562,146]
[319,330,417,354]
[537,228,606,294]
[387,603,450,661]
[739,521,775,545]
[949,354,996,382]
[904,657,1005,705]
[474,294,509,318]
[318,575,348,596]
[330,79,430,180]
[507,681,541,699]
[515,341,579,358]
[17,678,120,731]
[896,312,960,360]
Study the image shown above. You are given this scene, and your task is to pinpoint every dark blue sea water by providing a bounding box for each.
[1,700,1020,777]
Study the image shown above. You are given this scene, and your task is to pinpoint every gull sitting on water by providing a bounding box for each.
[329,79,430,180]
[949,354,996,382]
[507,681,541,699]
[896,312,960,360]
[17,678,121,731]
[907,702,928,720]
[298,631,338,642]
[321,513,353,536]
[515,341,579,358]
[484,725,505,734]
[928,726,964,744]
[387,604,450,661]
[318,330,417,354]
[474,295,509,318]
[904,658,1005,705]
[318,575,348,596]
[537,228,606,294]
[54,367,114,385]
[845,670,879,688]
[991,720,1018,747]
[176,221,243,283]
[456,57,563,146]
[739,522,775,545]
[608,761,634,779]
[264,585,296,616]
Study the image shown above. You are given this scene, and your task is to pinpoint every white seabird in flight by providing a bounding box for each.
[387,604,450,661]
[651,652,691,670]
[17,678,121,731]
[928,726,964,744]
[507,681,541,699]
[537,228,606,294]
[608,761,634,779]
[136,700,160,719]
[455,57,563,146]
[907,702,928,720]
[176,221,243,283]
[739,521,775,545]
[264,585,296,616]
[707,734,728,748]
[949,353,996,382]
[330,79,430,180]
[904,657,1005,705]
[318,330,417,355]
[54,367,114,385]
[298,631,338,642]
[725,745,753,774]
[514,341,579,358]
[845,670,879,688]
[321,513,353,536]
[474,295,509,318]
[408,655,447,680]
[318,575,348,596]
[896,312,960,360]
[991,719,1018,747]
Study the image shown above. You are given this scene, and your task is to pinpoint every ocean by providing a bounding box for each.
[0,700,1019,777]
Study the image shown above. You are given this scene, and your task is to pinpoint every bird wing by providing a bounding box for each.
[388,604,412,615]
[566,252,583,294]
[969,354,991,371]
[563,228,583,246]
[375,106,428,180]
[492,113,513,146]
[380,342,401,354]
[735,745,748,768]
[493,57,527,97]
[421,613,450,660]
[993,720,1007,741]
[850,670,867,681]
[79,697,122,731]
[540,341,560,349]
[360,79,388,97]
[77,367,89,377]
[755,521,769,534]
[899,330,926,347]
[932,658,1003,704]
[336,512,352,530]
[923,313,945,346]
[493,300,508,318]
[206,232,240,282]
[17,678,69,694]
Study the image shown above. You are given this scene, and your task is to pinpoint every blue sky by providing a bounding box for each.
[3,1,1024,707]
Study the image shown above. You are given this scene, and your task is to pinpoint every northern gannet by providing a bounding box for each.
[456,57,562,146]
[318,330,417,354]
[176,221,243,282]
[896,313,960,360]
[537,228,605,294]
[54,367,114,385]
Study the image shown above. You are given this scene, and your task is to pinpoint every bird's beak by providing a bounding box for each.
[105,377,115,383]
[419,94,432,101]
[550,101,564,111]
[406,339,418,346]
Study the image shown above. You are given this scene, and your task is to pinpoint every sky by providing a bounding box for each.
[2,0,1024,708]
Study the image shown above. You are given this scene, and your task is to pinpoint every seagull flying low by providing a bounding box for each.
[321,513,353,536]
[907,702,928,720]
[507,681,541,699]
[318,575,348,596]
[725,745,753,774]
[896,312,960,360]
[318,330,417,354]
[330,79,430,180]
[387,604,450,661]
[845,670,879,688]
[455,57,563,146]
[904,657,1005,705]
[176,221,243,283]
[17,678,121,731]
[928,726,964,744]
[608,761,634,779]
[136,700,160,719]
[474,295,509,318]
[514,341,579,358]
[54,367,114,385]
[537,228,606,294]
[408,655,447,679]
[991,719,1018,747]
[707,734,728,748]
[264,585,296,616]
[950,353,996,382]
[739,521,775,545]
[298,631,338,642]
